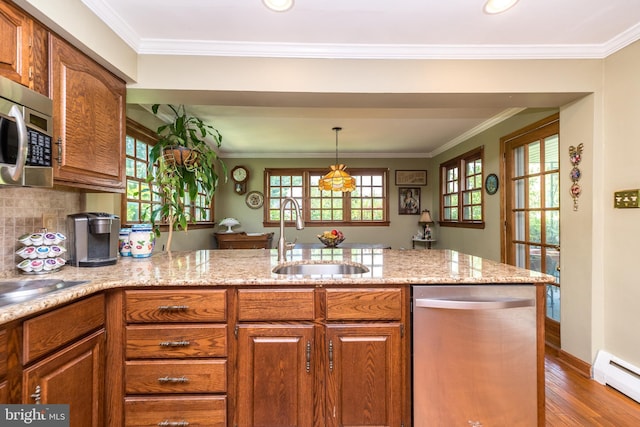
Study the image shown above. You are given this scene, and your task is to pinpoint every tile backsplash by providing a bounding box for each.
[0,187,82,277]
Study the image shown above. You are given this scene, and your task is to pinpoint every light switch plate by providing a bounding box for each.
[614,190,640,208]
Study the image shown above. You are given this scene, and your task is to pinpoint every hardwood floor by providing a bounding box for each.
[545,351,640,426]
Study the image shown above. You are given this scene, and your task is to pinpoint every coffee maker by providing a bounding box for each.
[67,212,120,267]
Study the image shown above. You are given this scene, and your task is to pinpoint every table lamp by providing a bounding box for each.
[419,210,434,239]
[219,218,240,233]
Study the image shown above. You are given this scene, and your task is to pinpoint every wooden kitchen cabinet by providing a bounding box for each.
[323,288,405,427]
[121,289,228,427]
[0,0,48,94]
[21,294,106,427]
[49,33,126,191]
[215,232,274,249]
[22,330,105,427]
[0,326,8,403]
[235,286,409,427]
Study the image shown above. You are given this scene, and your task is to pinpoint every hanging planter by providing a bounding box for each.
[146,104,227,252]
[162,146,199,168]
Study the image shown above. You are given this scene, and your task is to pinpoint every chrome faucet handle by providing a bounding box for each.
[286,238,297,250]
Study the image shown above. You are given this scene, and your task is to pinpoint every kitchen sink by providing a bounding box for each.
[0,279,89,307]
[272,261,369,275]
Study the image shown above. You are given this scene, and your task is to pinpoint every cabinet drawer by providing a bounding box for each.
[23,294,105,364]
[238,289,315,321]
[125,395,226,427]
[325,288,402,320]
[125,359,227,394]
[125,289,227,323]
[126,325,227,359]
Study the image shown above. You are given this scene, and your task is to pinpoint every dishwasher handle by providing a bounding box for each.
[415,296,535,310]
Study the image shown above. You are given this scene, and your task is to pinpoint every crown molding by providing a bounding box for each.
[83,0,640,60]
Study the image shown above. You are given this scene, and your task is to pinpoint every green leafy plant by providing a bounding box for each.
[146,104,227,250]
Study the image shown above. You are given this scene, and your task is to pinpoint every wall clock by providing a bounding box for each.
[485,173,499,195]
[245,191,264,209]
[231,165,249,195]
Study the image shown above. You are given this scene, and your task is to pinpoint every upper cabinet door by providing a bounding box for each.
[0,1,48,94]
[50,34,126,192]
[0,0,31,86]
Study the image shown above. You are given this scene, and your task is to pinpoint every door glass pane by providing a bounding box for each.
[515,178,525,209]
[547,285,560,321]
[514,146,525,177]
[545,211,559,246]
[529,211,541,243]
[515,211,525,240]
[528,142,540,174]
[515,243,525,268]
[529,245,542,272]
[545,172,559,208]
[544,135,559,171]
[529,176,541,208]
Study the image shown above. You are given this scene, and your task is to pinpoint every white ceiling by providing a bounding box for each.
[83,0,640,157]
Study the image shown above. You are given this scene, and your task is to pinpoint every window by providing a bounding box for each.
[439,147,484,228]
[123,119,213,227]
[265,168,389,226]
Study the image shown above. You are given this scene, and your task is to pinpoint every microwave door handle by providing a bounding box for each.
[7,105,28,182]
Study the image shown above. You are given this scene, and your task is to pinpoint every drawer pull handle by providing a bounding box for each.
[157,305,190,311]
[159,340,191,347]
[158,421,189,426]
[158,376,189,384]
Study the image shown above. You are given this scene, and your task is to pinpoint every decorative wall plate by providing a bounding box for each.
[245,191,264,209]
[485,173,499,195]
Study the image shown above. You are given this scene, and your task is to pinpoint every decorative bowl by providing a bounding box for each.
[318,235,345,247]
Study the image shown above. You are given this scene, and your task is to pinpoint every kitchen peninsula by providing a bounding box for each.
[0,249,553,426]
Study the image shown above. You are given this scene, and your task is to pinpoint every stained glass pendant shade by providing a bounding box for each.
[318,127,356,192]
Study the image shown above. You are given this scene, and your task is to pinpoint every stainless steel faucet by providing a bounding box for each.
[278,197,305,262]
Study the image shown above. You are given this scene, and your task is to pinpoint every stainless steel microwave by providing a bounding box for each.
[0,75,53,187]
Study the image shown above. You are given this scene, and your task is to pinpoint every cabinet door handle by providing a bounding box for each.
[306,340,311,373]
[157,376,189,384]
[328,339,334,372]
[55,137,63,167]
[157,305,190,311]
[159,340,191,347]
[157,421,190,426]
[30,385,41,404]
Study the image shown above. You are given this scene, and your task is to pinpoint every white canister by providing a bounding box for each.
[129,225,155,258]
[119,228,132,256]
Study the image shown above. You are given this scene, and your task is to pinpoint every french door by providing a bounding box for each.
[502,113,561,348]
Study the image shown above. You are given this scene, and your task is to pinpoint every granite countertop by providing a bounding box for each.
[0,248,553,324]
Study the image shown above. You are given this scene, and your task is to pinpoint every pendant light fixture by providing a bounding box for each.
[318,127,356,192]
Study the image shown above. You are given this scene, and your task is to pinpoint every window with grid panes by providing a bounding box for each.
[265,168,389,226]
[439,147,484,228]
[123,119,213,226]
[124,119,159,224]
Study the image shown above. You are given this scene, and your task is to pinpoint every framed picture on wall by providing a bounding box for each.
[399,187,421,215]
[395,170,427,186]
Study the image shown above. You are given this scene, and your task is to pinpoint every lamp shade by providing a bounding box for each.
[219,217,240,233]
[419,210,433,224]
[318,164,356,192]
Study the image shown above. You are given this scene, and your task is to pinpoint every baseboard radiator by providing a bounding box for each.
[593,350,640,403]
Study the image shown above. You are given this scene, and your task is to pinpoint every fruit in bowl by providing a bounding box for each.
[318,229,345,247]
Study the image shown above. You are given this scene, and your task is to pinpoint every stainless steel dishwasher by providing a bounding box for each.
[412,285,538,427]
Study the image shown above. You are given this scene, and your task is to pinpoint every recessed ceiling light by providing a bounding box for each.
[483,0,519,14]
[262,0,294,12]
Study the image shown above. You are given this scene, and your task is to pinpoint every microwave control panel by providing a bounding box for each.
[26,129,52,167]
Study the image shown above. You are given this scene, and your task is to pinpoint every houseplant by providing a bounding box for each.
[146,104,226,251]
